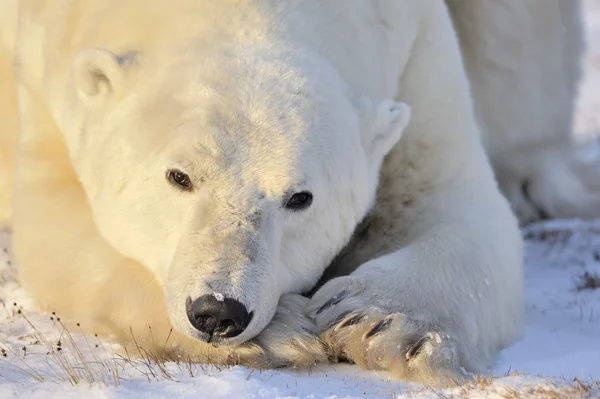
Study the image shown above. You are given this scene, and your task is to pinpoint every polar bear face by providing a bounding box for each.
[65,47,410,345]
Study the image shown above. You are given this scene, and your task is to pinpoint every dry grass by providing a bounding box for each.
[0,303,229,387]
[417,373,599,399]
[576,271,600,291]
[492,375,600,399]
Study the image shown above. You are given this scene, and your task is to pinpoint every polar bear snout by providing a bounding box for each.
[185,295,253,342]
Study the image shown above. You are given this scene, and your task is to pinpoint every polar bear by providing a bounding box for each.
[446,0,592,224]
[0,0,595,386]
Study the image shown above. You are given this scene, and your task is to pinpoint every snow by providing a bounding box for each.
[2,2,600,398]
[3,224,599,399]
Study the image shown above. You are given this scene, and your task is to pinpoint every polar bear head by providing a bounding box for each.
[64,46,410,345]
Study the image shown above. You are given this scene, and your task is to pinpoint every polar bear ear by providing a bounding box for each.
[73,48,124,103]
[359,98,411,160]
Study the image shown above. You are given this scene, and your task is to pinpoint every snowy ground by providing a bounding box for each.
[1,220,599,399]
[2,2,600,398]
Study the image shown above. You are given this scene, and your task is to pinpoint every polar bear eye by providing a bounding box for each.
[284,191,313,211]
[166,169,193,191]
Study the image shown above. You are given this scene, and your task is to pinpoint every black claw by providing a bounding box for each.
[334,312,367,331]
[337,352,354,364]
[315,290,349,315]
[406,335,429,360]
[521,179,551,220]
[325,310,354,330]
[301,327,314,335]
[363,317,393,340]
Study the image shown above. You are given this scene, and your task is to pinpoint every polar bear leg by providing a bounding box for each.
[446,0,598,223]
[307,3,523,385]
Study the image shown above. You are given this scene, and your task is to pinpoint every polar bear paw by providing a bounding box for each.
[251,293,329,369]
[498,142,600,224]
[306,277,466,385]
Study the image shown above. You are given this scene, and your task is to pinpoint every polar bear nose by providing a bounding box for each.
[186,295,253,340]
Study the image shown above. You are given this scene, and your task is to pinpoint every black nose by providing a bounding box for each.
[186,295,252,340]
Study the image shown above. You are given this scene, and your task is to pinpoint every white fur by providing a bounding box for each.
[0,0,592,385]
[446,0,597,223]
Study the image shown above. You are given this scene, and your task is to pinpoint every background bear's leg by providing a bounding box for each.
[0,38,18,229]
[11,83,266,366]
[446,0,599,224]
[306,1,523,386]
